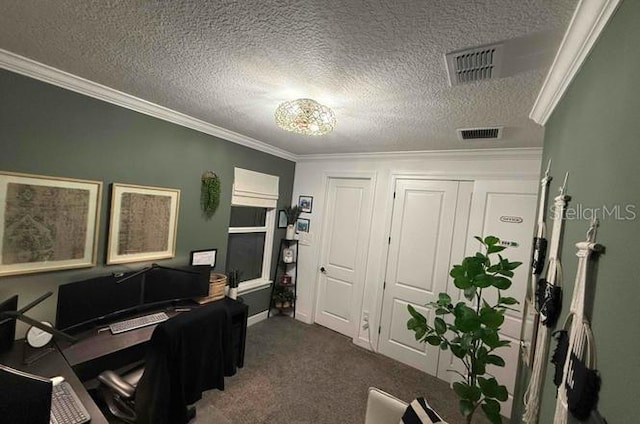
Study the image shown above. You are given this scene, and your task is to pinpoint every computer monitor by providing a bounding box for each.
[143,265,210,305]
[0,364,52,423]
[56,265,211,331]
[0,295,18,353]
[56,273,143,331]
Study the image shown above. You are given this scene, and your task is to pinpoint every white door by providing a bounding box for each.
[443,180,537,417]
[378,179,460,375]
[314,177,374,337]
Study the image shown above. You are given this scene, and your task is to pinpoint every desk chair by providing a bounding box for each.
[98,302,235,424]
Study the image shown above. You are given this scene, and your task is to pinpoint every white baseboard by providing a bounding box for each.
[294,309,313,324]
[353,336,376,352]
[247,310,269,327]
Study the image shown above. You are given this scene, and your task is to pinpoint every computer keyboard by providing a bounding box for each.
[109,312,169,334]
[50,381,90,424]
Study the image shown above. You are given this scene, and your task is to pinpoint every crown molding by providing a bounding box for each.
[530,0,622,125]
[297,147,542,162]
[0,49,297,162]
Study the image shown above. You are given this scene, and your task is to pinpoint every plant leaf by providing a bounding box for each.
[481,399,502,424]
[425,335,441,346]
[495,269,514,277]
[487,245,506,254]
[454,306,481,332]
[481,330,500,349]
[505,260,523,270]
[438,292,452,305]
[478,377,498,398]
[486,354,506,367]
[492,277,512,290]
[454,276,472,289]
[434,317,447,335]
[450,265,466,279]
[498,296,519,305]
[495,384,509,402]
[480,308,505,328]
[451,344,467,359]
[484,236,499,246]
[475,274,493,288]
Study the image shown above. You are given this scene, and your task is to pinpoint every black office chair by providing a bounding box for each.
[97,303,236,424]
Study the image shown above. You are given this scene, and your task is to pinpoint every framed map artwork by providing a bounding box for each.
[0,172,102,276]
[107,183,180,264]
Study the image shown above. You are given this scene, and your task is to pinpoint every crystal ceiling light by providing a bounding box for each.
[274,98,336,136]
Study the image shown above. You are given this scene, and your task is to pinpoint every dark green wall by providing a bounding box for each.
[518,1,639,422]
[0,69,295,329]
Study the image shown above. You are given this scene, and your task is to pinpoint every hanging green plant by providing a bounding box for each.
[200,171,220,219]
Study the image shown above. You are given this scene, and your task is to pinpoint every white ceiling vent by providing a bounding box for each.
[446,43,504,86]
[457,127,503,141]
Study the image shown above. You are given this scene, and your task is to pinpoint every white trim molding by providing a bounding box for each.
[297,147,542,162]
[247,310,269,327]
[530,0,622,125]
[0,49,297,162]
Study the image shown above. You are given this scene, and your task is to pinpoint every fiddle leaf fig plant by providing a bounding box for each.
[407,236,521,424]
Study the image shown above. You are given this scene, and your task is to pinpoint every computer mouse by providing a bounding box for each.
[50,376,65,386]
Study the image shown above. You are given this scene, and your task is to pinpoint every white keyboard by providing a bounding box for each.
[50,381,90,424]
[109,312,169,334]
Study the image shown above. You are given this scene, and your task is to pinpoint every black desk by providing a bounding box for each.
[58,297,249,382]
[0,297,248,423]
[0,341,109,424]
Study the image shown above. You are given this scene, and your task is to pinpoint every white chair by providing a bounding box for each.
[365,387,408,424]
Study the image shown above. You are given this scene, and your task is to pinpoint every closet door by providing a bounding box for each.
[443,180,537,417]
[378,179,460,375]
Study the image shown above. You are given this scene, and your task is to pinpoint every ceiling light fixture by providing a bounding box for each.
[274,98,336,136]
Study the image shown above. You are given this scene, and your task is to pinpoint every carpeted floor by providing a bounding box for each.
[192,316,506,424]
[102,316,509,423]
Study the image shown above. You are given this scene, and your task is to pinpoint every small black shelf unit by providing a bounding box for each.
[268,239,298,318]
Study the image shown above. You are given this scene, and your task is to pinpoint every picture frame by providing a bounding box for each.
[296,218,310,233]
[190,248,217,267]
[298,195,313,213]
[107,183,180,264]
[0,172,102,276]
[277,209,288,228]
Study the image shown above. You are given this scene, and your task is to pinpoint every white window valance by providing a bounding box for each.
[231,168,279,208]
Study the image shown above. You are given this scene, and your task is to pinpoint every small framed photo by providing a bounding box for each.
[298,195,313,213]
[296,218,310,233]
[190,248,217,267]
[277,209,288,228]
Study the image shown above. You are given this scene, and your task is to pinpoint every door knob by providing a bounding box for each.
[320,267,326,273]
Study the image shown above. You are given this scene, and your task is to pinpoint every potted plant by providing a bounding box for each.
[200,171,220,219]
[272,285,287,309]
[284,205,301,240]
[282,289,295,309]
[406,236,521,424]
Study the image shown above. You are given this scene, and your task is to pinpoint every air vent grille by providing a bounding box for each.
[446,44,503,86]
[457,127,503,141]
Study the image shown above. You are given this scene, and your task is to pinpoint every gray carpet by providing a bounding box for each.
[193,316,507,424]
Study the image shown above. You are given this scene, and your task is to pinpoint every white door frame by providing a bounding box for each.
[311,171,377,344]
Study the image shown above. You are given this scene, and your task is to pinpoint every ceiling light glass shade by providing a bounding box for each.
[274,98,336,136]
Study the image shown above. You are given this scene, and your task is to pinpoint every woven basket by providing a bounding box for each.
[195,272,227,304]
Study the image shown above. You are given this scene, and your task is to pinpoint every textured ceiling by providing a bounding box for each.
[0,1,576,155]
